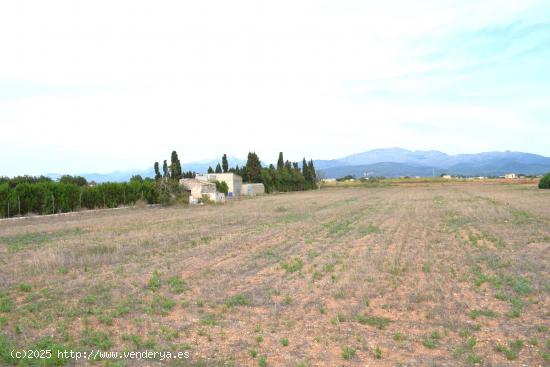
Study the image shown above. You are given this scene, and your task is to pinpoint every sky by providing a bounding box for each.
[1,0,549,176]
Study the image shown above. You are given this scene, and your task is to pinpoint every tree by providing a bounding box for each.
[308,159,317,184]
[277,152,284,171]
[245,152,262,183]
[170,151,182,180]
[539,173,550,189]
[284,160,292,171]
[215,163,222,173]
[222,154,229,173]
[154,162,161,180]
[130,175,143,183]
[162,160,169,178]
[215,180,228,195]
[59,175,87,186]
[207,166,214,174]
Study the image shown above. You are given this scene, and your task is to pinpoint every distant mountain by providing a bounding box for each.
[316,148,550,178]
[43,149,550,182]
[46,157,246,183]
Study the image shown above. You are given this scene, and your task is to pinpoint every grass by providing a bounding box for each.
[0,293,14,313]
[341,346,356,360]
[469,308,497,320]
[167,277,187,294]
[494,339,525,360]
[18,283,32,292]
[280,257,304,273]
[148,271,161,291]
[422,331,441,349]
[81,329,113,350]
[0,228,85,252]
[354,314,391,329]
[225,294,250,307]
[1,182,548,366]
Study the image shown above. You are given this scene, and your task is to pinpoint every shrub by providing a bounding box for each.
[539,173,550,189]
[215,181,229,195]
[280,258,304,273]
[341,346,356,360]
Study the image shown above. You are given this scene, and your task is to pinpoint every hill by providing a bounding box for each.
[317,148,550,178]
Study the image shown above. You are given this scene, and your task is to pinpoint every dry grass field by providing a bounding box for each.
[1,182,549,366]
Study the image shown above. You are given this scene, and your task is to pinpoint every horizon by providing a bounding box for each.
[17,146,550,178]
[2,1,550,176]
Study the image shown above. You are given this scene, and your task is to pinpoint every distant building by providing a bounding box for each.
[241,183,265,196]
[195,173,242,198]
[442,174,452,179]
[321,178,336,183]
[504,173,517,179]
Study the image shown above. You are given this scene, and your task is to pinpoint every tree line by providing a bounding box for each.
[205,152,318,193]
[0,150,318,218]
[0,175,159,218]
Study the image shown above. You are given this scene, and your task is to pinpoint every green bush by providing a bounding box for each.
[539,173,550,189]
[215,181,229,195]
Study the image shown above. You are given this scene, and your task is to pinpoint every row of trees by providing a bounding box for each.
[0,175,160,218]
[206,152,318,193]
[153,151,195,181]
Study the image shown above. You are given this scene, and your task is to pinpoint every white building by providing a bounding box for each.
[241,183,265,196]
[179,178,225,204]
[504,173,517,179]
[194,173,242,198]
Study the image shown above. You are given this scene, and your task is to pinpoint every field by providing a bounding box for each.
[1,182,549,366]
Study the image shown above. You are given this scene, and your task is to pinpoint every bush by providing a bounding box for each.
[539,173,550,189]
[215,181,228,195]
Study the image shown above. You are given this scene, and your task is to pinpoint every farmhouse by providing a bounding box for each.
[195,173,242,198]
[504,173,517,179]
[179,178,225,204]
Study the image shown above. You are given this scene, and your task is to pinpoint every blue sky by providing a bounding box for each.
[0,0,549,176]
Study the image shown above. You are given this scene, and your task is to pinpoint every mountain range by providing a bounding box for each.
[316,148,550,178]
[45,149,550,182]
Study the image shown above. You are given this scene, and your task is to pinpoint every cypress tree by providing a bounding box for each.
[284,160,291,171]
[154,162,161,180]
[222,154,229,173]
[170,151,182,180]
[302,158,312,185]
[215,163,222,173]
[245,152,262,183]
[308,159,317,183]
[162,160,169,178]
[277,152,284,170]
[207,166,214,174]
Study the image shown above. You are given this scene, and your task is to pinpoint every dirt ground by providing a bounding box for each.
[1,182,549,366]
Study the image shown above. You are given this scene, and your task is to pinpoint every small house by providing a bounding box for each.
[194,173,242,198]
[179,178,224,204]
